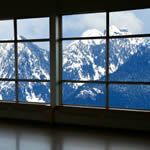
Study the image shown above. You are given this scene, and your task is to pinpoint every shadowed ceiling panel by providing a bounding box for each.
[57,0,150,14]
[0,0,149,18]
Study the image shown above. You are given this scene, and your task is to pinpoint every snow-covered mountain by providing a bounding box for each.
[63,26,150,108]
[63,25,145,80]
[0,26,149,109]
[0,37,50,102]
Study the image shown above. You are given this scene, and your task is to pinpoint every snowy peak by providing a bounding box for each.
[17,35,27,40]
[109,25,121,35]
[119,27,128,33]
[81,29,104,37]
[109,25,130,36]
[80,26,130,37]
[80,29,104,45]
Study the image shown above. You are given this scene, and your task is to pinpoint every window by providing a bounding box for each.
[0,9,149,111]
[109,9,150,110]
[62,13,106,107]
[0,18,51,104]
[62,9,150,110]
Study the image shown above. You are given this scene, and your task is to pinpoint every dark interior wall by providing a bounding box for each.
[0,0,150,19]
[57,0,150,14]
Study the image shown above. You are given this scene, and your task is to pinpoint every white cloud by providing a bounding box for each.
[63,11,144,36]
[110,11,144,33]
[63,13,106,37]
[0,20,14,40]
[17,17,49,39]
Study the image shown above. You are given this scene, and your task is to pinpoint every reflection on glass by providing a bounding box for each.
[18,42,50,80]
[63,13,106,37]
[0,20,14,40]
[63,40,106,81]
[19,131,52,150]
[0,129,16,150]
[18,82,50,103]
[17,17,49,39]
[109,84,150,110]
[110,9,150,36]
[109,38,150,82]
[62,83,105,107]
[0,81,15,101]
[0,43,15,78]
[62,136,106,150]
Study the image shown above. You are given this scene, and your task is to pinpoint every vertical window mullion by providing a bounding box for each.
[106,12,110,109]
[59,15,62,106]
[49,17,51,106]
[14,19,19,103]
[50,15,62,107]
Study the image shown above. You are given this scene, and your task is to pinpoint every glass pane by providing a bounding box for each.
[62,83,105,107]
[17,18,49,39]
[0,43,15,78]
[109,38,150,82]
[63,13,106,37]
[110,9,150,36]
[0,20,14,40]
[63,40,106,81]
[18,42,50,80]
[0,81,15,101]
[109,84,150,110]
[18,82,50,103]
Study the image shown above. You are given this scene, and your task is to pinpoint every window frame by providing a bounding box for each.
[0,9,149,111]
[60,10,150,111]
[0,17,51,105]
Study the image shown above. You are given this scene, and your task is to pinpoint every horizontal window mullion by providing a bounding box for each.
[60,36,106,41]
[17,38,51,42]
[62,80,106,84]
[18,79,51,82]
[0,78,16,81]
[0,79,50,82]
[109,33,150,39]
[109,81,150,85]
[0,40,15,43]
[62,80,150,85]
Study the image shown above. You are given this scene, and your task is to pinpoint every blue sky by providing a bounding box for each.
[0,17,49,49]
[63,8,150,37]
[0,9,150,49]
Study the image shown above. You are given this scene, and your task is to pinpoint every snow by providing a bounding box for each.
[0,27,148,103]
[26,91,45,103]
[119,27,128,32]
[81,29,104,45]
[109,64,118,73]
[109,25,121,36]
[0,94,2,100]
[81,29,104,37]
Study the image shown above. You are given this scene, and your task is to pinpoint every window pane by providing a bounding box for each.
[110,9,150,36]
[0,20,14,40]
[0,43,15,78]
[63,13,106,37]
[0,81,15,101]
[109,38,150,82]
[63,40,106,81]
[18,42,50,80]
[109,84,150,110]
[17,18,49,39]
[62,83,105,107]
[18,82,50,103]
